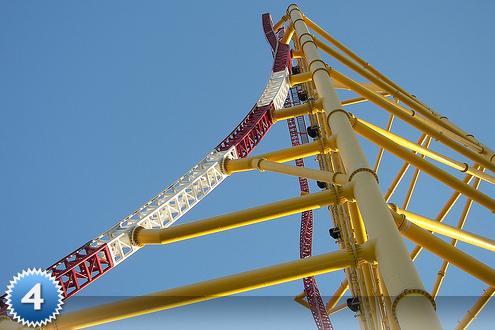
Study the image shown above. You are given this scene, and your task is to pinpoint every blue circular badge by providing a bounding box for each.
[5,268,64,327]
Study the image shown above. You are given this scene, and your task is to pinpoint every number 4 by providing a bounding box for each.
[21,283,44,310]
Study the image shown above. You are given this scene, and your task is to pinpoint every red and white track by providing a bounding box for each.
[1,13,331,330]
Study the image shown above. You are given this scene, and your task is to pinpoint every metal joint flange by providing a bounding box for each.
[348,167,379,184]
[130,226,145,247]
[391,288,437,321]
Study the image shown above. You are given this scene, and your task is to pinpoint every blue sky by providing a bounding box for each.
[1,1,494,329]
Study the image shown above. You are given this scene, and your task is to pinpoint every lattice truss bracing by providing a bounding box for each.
[1,4,494,330]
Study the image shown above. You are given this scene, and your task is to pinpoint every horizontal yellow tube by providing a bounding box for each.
[393,213,495,287]
[394,207,495,252]
[238,158,348,185]
[224,139,335,174]
[290,71,313,86]
[135,188,348,245]
[48,245,375,329]
[270,99,323,123]
[352,116,495,212]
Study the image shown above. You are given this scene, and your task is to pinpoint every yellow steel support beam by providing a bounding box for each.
[409,172,475,262]
[325,280,349,312]
[357,117,495,185]
[329,68,495,173]
[393,206,495,252]
[456,287,495,330]
[134,188,349,245]
[281,23,295,44]
[223,138,335,174]
[392,213,495,287]
[384,133,428,202]
[310,34,492,160]
[432,177,482,298]
[351,116,495,212]
[402,137,431,209]
[291,49,304,59]
[373,113,395,173]
[290,71,313,86]
[47,244,375,329]
[273,15,288,31]
[270,99,323,123]
[229,158,348,185]
[288,5,441,329]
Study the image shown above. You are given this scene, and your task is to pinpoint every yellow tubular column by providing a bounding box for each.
[134,188,347,245]
[288,5,442,329]
[48,244,375,330]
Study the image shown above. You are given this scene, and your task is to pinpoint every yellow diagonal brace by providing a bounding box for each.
[48,244,375,329]
[392,213,495,287]
[455,287,495,330]
[134,188,349,245]
[356,117,495,185]
[393,207,495,252]
[351,115,495,212]
[330,69,495,173]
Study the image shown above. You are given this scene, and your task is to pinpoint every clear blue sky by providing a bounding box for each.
[1,1,494,329]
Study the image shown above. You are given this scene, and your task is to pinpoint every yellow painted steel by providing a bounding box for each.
[291,49,304,59]
[228,158,348,185]
[325,280,349,312]
[273,15,287,31]
[281,23,295,44]
[270,99,323,122]
[357,117,495,185]
[223,138,335,174]
[402,137,431,209]
[408,173,476,262]
[384,133,428,202]
[373,113,395,173]
[289,5,441,329]
[432,177,482,298]
[310,34,492,161]
[456,287,495,330]
[394,207,495,252]
[134,188,348,245]
[328,68,495,173]
[392,213,495,287]
[352,116,495,212]
[289,71,313,86]
[47,245,375,329]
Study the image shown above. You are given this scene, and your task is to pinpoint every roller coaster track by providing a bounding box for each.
[0,13,293,319]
